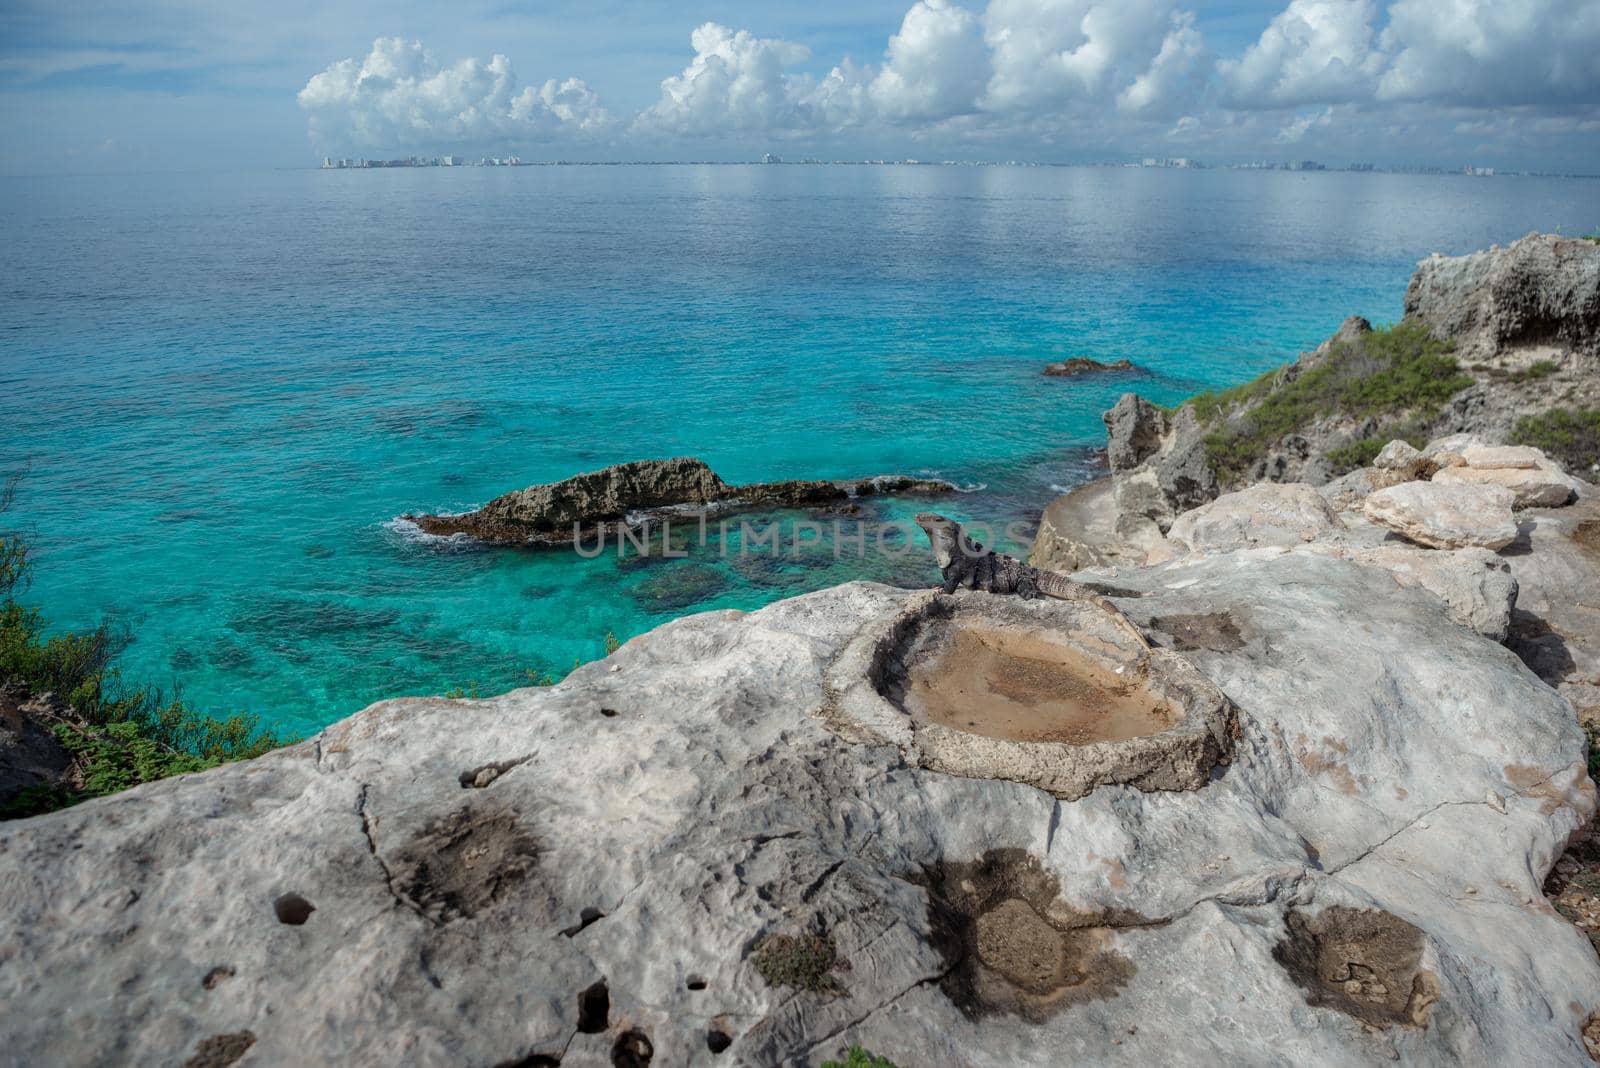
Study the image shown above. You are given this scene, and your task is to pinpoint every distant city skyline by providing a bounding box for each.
[2,0,1598,175]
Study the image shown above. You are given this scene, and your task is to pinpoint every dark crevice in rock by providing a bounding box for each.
[356,783,435,926]
[577,980,610,1033]
[800,859,845,903]
[561,907,606,938]
[459,754,534,789]
[706,1028,732,1054]
[272,892,315,926]
[610,1028,653,1067]
[201,965,234,990]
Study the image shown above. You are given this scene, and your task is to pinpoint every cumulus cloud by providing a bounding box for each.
[1379,0,1600,106]
[295,0,1600,164]
[633,23,882,137]
[870,0,989,121]
[983,0,1196,114]
[1218,0,1383,108]
[297,37,609,150]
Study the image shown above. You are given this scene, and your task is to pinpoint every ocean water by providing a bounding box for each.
[2,164,1595,736]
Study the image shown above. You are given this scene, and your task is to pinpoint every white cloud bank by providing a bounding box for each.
[297,37,609,150]
[299,0,1600,159]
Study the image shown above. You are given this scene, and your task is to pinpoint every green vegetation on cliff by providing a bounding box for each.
[1188,321,1473,477]
[1510,409,1600,475]
[1,499,286,818]
[821,1048,900,1068]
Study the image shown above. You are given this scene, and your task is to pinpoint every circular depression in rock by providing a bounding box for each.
[901,620,1178,746]
[824,591,1234,800]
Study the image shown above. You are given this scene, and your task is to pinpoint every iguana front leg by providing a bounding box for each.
[1016,572,1039,600]
[941,570,961,595]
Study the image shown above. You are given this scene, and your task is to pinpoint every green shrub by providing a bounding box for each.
[821,1047,900,1068]
[0,499,286,818]
[1193,321,1473,476]
[1509,409,1600,474]
[1509,359,1558,382]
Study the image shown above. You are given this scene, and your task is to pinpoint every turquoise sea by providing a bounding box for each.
[3,165,1596,736]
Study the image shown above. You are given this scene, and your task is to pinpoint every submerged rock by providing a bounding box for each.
[0,549,1595,1065]
[408,458,957,546]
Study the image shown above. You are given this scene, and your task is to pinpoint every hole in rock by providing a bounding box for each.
[706,1029,732,1054]
[182,1031,255,1068]
[495,1055,561,1068]
[273,892,315,925]
[855,594,1235,799]
[611,1029,653,1068]
[578,980,610,1033]
[390,801,541,923]
[600,708,619,718]
[685,974,707,991]
[901,622,1174,745]
[916,848,1142,1023]
[562,907,606,938]
[1272,905,1439,1028]
[201,965,234,989]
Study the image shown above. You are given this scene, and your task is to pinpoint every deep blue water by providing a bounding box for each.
[2,165,1595,735]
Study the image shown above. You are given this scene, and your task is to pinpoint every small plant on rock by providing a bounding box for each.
[821,1047,899,1068]
[751,931,840,992]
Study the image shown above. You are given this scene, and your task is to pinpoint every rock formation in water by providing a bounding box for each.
[408,458,957,546]
[1044,357,1137,377]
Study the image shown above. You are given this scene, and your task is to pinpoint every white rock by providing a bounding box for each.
[1373,440,1432,479]
[1362,482,1519,549]
[1433,460,1581,508]
[0,557,1594,1066]
[1166,482,1343,554]
[1459,444,1545,471]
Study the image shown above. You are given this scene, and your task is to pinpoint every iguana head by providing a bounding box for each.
[914,512,974,569]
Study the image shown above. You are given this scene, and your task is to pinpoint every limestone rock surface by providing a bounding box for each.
[1164,482,1343,555]
[0,552,1595,1067]
[1363,482,1519,550]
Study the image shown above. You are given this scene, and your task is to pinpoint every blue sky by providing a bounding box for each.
[1,0,1597,173]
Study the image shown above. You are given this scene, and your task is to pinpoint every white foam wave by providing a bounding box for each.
[383,516,480,549]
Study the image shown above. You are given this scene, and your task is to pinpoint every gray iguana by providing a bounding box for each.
[914,512,1096,601]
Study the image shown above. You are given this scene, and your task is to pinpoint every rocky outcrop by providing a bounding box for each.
[0,688,74,811]
[409,458,957,546]
[1044,357,1137,377]
[1406,232,1600,359]
[1,548,1596,1065]
[1038,236,1600,558]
